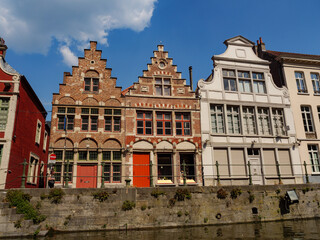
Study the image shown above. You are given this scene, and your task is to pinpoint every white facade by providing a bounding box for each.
[198,36,303,186]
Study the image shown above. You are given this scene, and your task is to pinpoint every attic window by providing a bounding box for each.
[90,60,95,64]
[159,61,166,69]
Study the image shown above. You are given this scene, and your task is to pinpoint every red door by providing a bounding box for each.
[133,153,150,187]
[76,165,97,188]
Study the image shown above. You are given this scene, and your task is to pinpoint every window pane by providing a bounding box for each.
[89,151,98,160]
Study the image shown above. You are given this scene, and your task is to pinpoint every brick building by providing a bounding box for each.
[122,45,202,187]
[50,42,125,188]
[0,38,50,189]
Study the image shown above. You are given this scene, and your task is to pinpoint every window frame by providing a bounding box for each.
[175,112,191,136]
[43,130,48,151]
[137,111,153,135]
[295,72,307,93]
[242,106,257,135]
[257,108,271,136]
[27,154,39,184]
[210,104,225,134]
[81,108,99,132]
[35,120,42,144]
[104,109,121,132]
[301,106,315,133]
[311,73,320,94]
[0,98,9,131]
[57,107,75,131]
[226,106,241,134]
[102,150,122,183]
[308,145,320,173]
[84,77,99,92]
[272,108,287,136]
[155,77,171,96]
[156,112,172,136]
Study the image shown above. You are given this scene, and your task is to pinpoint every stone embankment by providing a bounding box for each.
[1,184,320,238]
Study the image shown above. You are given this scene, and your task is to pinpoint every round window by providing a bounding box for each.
[159,61,166,69]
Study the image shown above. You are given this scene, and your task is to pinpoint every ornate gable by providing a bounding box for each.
[125,45,194,97]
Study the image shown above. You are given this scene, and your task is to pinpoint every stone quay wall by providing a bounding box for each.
[1,184,320,237]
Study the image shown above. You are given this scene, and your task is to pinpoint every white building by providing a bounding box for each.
[197,36,303,186]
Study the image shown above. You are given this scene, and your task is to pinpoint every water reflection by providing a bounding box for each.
[20,219,320,239]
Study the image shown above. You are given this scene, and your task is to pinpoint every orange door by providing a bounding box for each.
[76,165,97,188]
[133,153,150,187]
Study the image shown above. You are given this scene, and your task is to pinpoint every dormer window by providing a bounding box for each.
[155,77,171,96]
[84,77,99,92]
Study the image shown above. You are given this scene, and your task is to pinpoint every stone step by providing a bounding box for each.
[0,222,16,233]
[0,207,16,215]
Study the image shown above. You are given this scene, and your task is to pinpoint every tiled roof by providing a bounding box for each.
[267,50,320,60]
[0,57,19,75]
[121,85,134,96]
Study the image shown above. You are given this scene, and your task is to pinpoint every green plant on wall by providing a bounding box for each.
[217,188,228,199]
[151,189,166,199]
[5,190,46,224]
[122,200,135,211]
[92,191,109,202]
[48,188,65,204]
[230,188,242,199]
[174,189,192,201]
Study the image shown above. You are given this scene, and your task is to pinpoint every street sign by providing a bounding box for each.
[49,153,56,160]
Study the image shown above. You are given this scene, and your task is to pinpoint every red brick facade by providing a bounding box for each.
[123,45,202,187]
[0,39,49,189]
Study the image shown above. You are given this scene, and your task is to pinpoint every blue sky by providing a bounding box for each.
[1,0,320,119]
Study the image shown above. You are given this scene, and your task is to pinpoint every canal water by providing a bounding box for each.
[20,219,320,239]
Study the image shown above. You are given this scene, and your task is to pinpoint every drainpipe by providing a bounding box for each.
[189,66,193,91]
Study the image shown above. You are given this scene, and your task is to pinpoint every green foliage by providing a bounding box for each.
[169,198,176,207]
[217,188,228,199]
[204,217,208,223]
[151,189,166,199]
[230,188,242,199]
[64,215,72,226]
[275,189,281,195]
[92,191,109,202]
[141,204,147,211]
[40,193,48,200]
[174,189,192,201]
[35,201,42,210]
[14,219,22,228]
[122,200,135,211]
[184,211,189,216]
[48,188,65,204]
[302,187,310,194]
[177,211,182,217]
[5,190,46,224]
[249,193,255,203]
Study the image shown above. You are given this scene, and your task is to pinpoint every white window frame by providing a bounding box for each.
[43,130,48,151]
[272,109,286,136]
[27,153,39,184]
[308,145,320,173]
[226,106,241,134]
[311,73,320,94]
[257,108,271,135]
[301,106,314,133]
[295,72,307,93]
[35,120,42,144]
[210,105,225,134]
[155,77,171,96]
[0,98,9,130]
[242,106,256,135]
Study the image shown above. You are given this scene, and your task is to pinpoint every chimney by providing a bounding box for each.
[0,37,8,59]
[189,66,193,91]
[259,37,266,52]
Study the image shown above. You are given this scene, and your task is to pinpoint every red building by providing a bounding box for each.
[0,38,50,189]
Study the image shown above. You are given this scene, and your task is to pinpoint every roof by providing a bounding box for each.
[267,50,320,61]
[0,57,20,75]
[121,85,134,96]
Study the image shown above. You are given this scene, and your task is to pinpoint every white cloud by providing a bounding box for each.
[59,45,78,66]
[0,0,157,66]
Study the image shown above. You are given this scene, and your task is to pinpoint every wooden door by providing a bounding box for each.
[133,153,150,187]
[76,165,97,188]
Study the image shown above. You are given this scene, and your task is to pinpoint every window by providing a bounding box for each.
[311,73,320,94]
[27,155,39,184]
[104,109,121,132]
[102,151,121,183]
[301,106,314,133]
[54,163,62,182]
[257,108,271,135]
[35,120,42,144]
[81,108,99,131]
[156,112,172,135]
[155,77,171,96]
[0,98,9,130]
[272,109,286,136]
[63,163,73,183]
[137,111,152,135]
[158,154,172,181]
[252,72,266,94]
[242,107,256,135]
[238,71,252,93]
[295,72,307,93]
[57,107,75,131]
[78,150,98,161]
[0,145,3,165]
[223,69,237,91]
[84,77,99,92]
[227,106,241,134]
[308,145,320,172]
[175,113,191,136]
[210,105,225,133]
[43,131,48,151]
